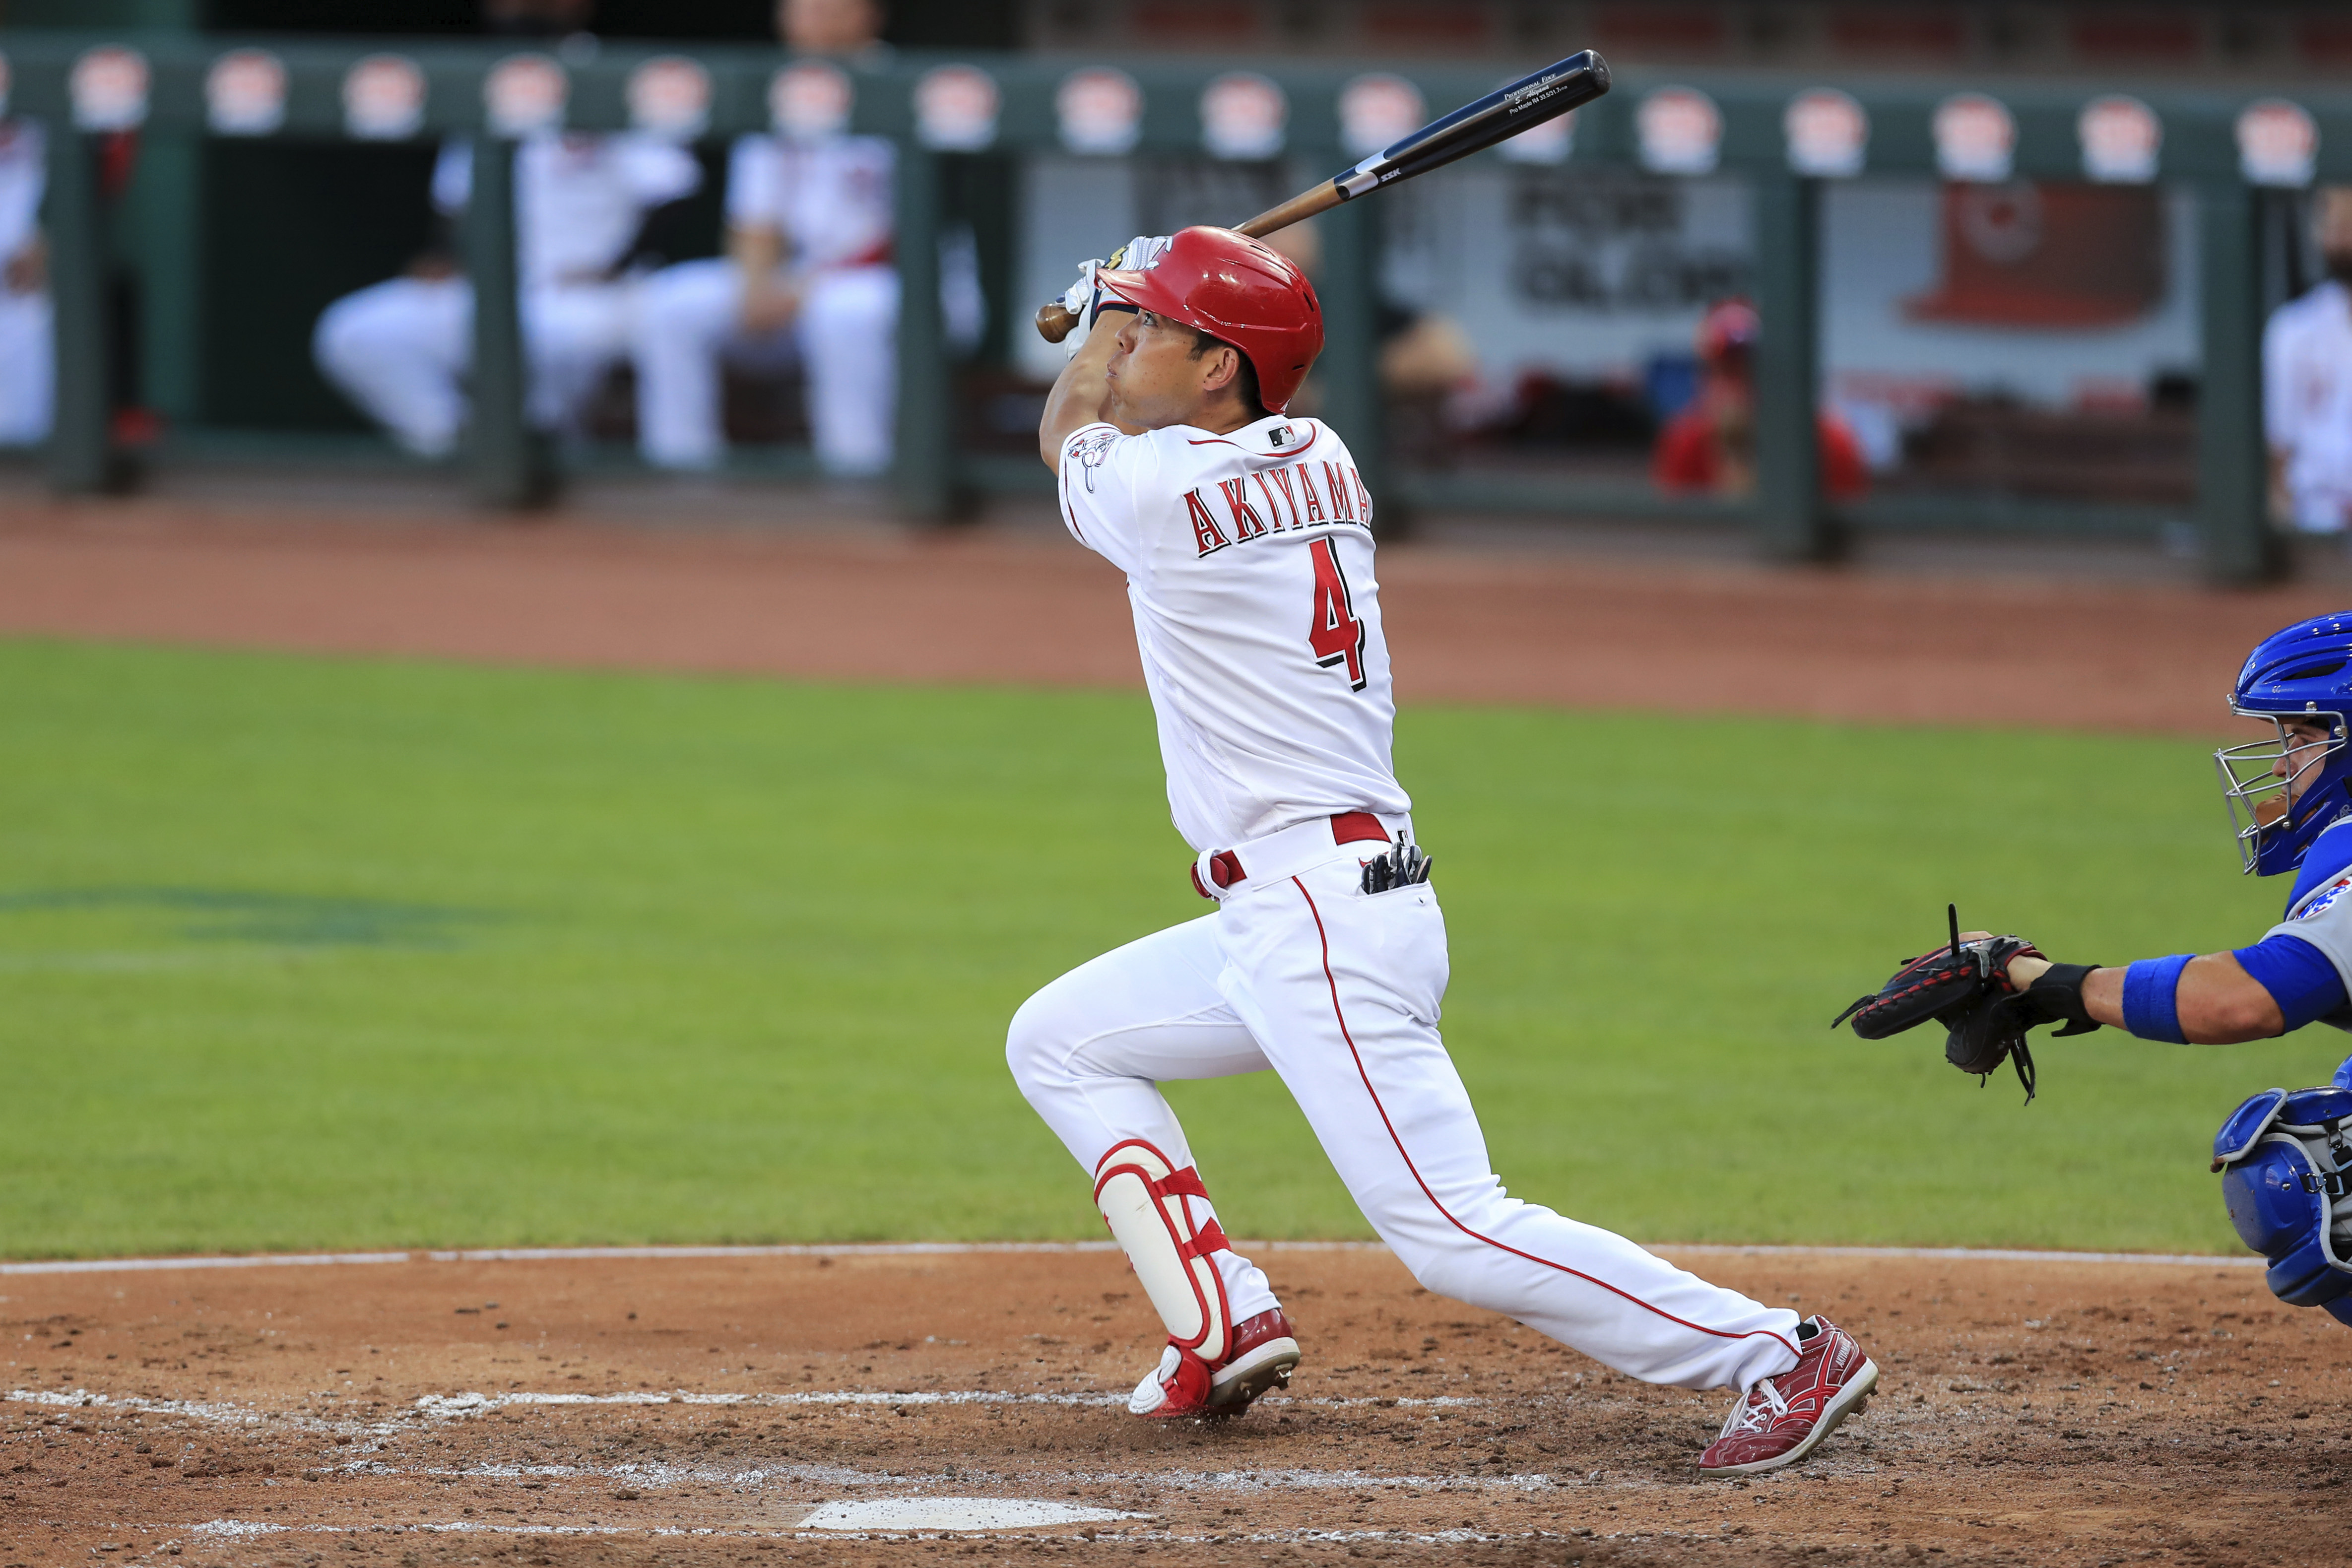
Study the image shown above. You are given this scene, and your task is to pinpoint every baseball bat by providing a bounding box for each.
[1034,49,1610,343]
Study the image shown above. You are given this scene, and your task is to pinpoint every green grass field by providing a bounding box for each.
[0,638,2326,1260]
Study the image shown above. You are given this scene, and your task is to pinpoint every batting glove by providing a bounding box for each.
[1059,235,1171,358]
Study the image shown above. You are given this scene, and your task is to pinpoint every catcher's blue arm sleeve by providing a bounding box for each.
[2122,955,2193,1042]
[2232,934,2348,1033]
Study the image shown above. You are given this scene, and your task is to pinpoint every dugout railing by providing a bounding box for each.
[4,32,2350,580]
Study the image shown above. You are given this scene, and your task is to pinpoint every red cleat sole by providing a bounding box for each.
[1206,1335,1301,1413]
[1698,1359,1880,1477]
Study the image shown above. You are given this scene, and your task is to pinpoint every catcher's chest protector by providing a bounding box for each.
[2213,1085,2352,1324]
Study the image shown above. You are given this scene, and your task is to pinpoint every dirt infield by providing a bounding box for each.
[2,1246,2333,1566]
[6,482,2352,732]
[9,484,2352,1566]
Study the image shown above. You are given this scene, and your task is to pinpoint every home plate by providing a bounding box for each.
[799,1498,1151,1532]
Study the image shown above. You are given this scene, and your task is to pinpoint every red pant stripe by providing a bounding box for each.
[1289,876,1798,1362]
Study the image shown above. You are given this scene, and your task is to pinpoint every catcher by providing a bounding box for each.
[1841,612,2352,1320]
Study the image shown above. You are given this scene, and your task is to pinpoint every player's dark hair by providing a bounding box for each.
[1188,327,1272,419]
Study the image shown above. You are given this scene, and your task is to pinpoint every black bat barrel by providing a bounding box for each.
[1333,50,1611,200]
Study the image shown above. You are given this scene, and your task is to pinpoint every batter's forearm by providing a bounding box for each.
[1037,314,1128,468]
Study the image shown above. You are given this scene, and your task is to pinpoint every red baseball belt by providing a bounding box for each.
[1191,811,1390,899]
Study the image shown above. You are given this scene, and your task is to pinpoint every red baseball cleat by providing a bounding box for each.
[1128,1308,1301,1419]
[1697,1316,1879,1476]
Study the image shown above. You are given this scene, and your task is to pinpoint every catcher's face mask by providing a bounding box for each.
[2217,709,2349,875]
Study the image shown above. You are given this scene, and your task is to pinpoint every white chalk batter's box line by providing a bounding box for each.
[0,1381,1938,1500]
[5,1385,1479,1426]
[6,1410,1609,1498]
[333,1457,1566,1490]
[0,1240,2264,1276]
[410,1387,1478,1414]
[235,1453,1580,1495]
[3,1383,1488,1454]
[142,1520,1635,1547]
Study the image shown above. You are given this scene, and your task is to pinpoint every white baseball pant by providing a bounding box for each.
[631,258,900,477]
[0,285,53,446]
[1007,828,1804,1394]
[311,275,638,457]
[2289,485,2352,534]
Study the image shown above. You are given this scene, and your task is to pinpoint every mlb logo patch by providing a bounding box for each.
[2298,876,2352,920]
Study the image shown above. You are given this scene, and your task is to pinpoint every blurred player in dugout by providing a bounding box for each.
[0,113,50,447]
[1652,299,1867,502]
[631,0,980,477]
[2266,187,2352,537]
[312,0,702,460]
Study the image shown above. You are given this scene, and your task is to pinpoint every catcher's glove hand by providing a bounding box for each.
[1830,905,2099,1104]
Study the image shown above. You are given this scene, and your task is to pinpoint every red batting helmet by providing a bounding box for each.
[1096,226,1324,413]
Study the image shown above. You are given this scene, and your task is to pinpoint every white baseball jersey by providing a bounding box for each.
[431,132,701,292]
[0,118,45,266]
[2264,280,2352,532]
[0,118,51,445]
[724,132,894,272]
[1012,403,1806,1405]
[1057,414,1412,852]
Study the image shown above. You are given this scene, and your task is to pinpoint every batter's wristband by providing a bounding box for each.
[2122,954,2195,1044]
[2025,962,2100,1027]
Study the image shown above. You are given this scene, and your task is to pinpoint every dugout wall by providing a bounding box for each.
[1,31,2348,579]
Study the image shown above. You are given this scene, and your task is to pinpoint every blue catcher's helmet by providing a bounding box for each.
[2218,613,2352,875]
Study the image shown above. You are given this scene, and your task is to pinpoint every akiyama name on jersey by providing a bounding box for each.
[1056,414,1411,852]
[1181,446,1372,559]
[1067,421,1374,559]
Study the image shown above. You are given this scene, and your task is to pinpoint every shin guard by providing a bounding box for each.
[1092,1139,1236,1365]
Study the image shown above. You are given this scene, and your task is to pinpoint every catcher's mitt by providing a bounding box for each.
[1830,906,2096,1104]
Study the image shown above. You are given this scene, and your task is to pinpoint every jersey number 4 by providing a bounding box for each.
[1307,537,1368,692]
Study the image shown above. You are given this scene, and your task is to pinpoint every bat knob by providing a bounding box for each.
[1035,301,1077,344]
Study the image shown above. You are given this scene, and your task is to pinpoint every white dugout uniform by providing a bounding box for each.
[313,133,700,457]
[1007,414,1804,1393]
[2265,279,2352,534]
[0,118,52,447]
[633,132,981,476]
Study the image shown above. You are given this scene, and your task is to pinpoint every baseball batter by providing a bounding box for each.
[0,116,52,448]
[1005,226,1877,1475]
[312,131,700,458]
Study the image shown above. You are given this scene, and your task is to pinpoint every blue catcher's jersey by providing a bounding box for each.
[2263,818,2352,1032]
[2286,819,2352,913]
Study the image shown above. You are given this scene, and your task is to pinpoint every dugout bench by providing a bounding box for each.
[3,31,2350,581]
